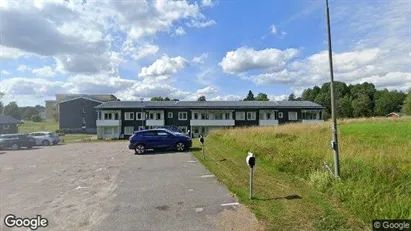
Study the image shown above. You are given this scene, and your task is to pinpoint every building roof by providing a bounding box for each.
[0,115,22,125]
[95,100,323,109]
[55,94,118,102]
[58,96,104,104]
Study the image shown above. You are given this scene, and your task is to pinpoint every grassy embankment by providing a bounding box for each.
[192,117,411,230]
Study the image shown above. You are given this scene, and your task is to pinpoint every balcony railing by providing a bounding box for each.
[96,120,121,126]
[190,119,235,126]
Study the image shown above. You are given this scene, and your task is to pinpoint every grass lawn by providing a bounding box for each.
[18,120,59,133]
[191,117,411,230]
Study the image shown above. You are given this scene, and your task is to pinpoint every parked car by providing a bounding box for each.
[0,134,37,150]
[128,129,192,154]
[154,125,182,133]
[29,131,60,146]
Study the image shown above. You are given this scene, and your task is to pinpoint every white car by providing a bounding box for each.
[29,132,60,146]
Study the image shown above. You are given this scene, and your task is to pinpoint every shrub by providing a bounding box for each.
[31,114,42,122]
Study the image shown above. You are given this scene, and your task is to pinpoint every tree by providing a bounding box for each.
[402,91,411,115]
[4,102,21,120]
[197,95,206,101]
[255,93,269,101]
[171,98,179,101]
[352,93,372,117]
[22,107,40,120]
[337,95,353,118]
[243,90,255,101]
[31,114,42,122]
[288,93,296,101]
[151,97,164,101]
[0,92,3,114]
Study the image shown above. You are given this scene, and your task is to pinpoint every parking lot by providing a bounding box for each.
[0,142,261,231]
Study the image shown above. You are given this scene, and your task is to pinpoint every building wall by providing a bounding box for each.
[0,124,18,134]
[59,98,101,133]
[234,109,259,127]
[164,109,191,127]
[120,109,145,135]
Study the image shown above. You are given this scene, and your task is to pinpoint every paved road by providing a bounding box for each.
[0,142,260,231]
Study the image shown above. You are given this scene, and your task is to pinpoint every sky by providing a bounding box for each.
[0,0,410,106]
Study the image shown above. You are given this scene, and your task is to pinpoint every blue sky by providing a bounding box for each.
[0,0,410,106]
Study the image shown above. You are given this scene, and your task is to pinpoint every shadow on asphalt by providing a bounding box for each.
[8,147,43,152]
[0,152,5,155]
[254,194,303,201]
[139,150,190,155]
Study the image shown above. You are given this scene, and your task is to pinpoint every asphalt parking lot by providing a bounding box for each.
[0,142,261,231]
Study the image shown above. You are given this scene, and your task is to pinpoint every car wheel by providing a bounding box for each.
[134,144,145,155]
[176,142,185,152]
[42,140,50,146]
[11,144,20,150]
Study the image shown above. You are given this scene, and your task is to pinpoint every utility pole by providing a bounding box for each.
[325,0,340,178]
[140,98,144,130]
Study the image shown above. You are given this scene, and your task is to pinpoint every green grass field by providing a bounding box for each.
[192,118,411,230]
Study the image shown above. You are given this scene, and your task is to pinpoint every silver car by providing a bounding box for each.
[29,132,60,146]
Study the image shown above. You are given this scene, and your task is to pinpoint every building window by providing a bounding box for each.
[156,113,161,120]
[168,112,173,119]
[214,112,223,120]
[235,111,245,120]
[114,112,119,120]
[104,113,112,120]
[138,126,146,131]
[200,112,209,120]
[193,112,199,120]
[178,126,187,133]
[247,112,256,120]
[125,112,134,120]
[136,112,144,120]
[302,111,320,120]
[97,111,101,120]
[224,112,231,120]
[193,127,199,133]
[124,126,134,135]
[149,113,154,120]
[288,111,298,121]
[3,124,9,129]
[266,112,272,120]
[278,112,283,119]
[178,112,187,120]
[82,118,86,125]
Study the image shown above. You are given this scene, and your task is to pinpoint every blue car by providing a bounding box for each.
[128,129,192,154]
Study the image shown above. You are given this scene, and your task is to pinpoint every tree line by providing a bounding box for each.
[0,93,44,122]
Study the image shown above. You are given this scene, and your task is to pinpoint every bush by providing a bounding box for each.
[31,114,43,122]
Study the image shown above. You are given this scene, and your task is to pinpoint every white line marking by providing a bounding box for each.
[187,160,198,163]
[188,189,194,192]
[200,175,215,178]
[195,208,204,212]
[220,202,240,206]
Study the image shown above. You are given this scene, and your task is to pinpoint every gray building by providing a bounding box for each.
[0,115,21,134]
[58,96,118,133]
[94,101,324,139]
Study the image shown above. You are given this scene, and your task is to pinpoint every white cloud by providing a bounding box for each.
[219,47,299,74]
[121,40,159,61]
[270,25,277,34]
[0,46,28,60]
[138,55,189,80]
[210,94,242,101]
[192,53,208,64]
[201,0,215,7]
[186,19,216,28]
[174,26,186,36]
[196,86,218,95]
[32,66,56,78]
[17,65,30,72]
[1,70,10,75]
[269,94,288,101]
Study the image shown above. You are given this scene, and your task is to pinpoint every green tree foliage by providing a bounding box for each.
[31,114,43,122]
[150,97,179,101]
[0,92,4,114]
[243,90,255,101]
[197,95,206,101]
[301,81,405,119]
[288,93,296,101]
[21,107,40,120]
[4,102,21,120]
[255,93,269,101]
[402,91,411,115]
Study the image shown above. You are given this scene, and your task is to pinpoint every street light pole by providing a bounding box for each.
[140,97,144,130]
[325,0,340,178]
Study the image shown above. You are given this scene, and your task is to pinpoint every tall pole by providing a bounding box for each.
[325,0,340,178]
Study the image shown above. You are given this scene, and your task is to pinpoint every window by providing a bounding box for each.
[3,124,9,129]
[288,111,298,121]
[193,112,198,120]
[302,111,320,120]
[82,118,86,125]
[266,113,271,119]
[156,113,161,120]
[124,126,134,135]
[193,127,199,133]
[178,112,187,120]
[200,112,208,120]
[214,112,223,120]
[278,112,283,119]
[97,111,101,120]
[157,131,169,136]
[136,112,144,120]
[178,126,187,133]
[143,131,157,136]
[138,126,146,131]
[114,113,119,120]
[125,112,134,120]
[104,113,112,120]
[168,112,173,119]
[149,113,154,120]
[225,112,231,120]
[235,111,245,120]
[247,112,256,120]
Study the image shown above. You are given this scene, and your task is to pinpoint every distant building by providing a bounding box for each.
[386,112,400,118]
[56,95,119,133]
[94,100,324,139]
[0,115,22,134]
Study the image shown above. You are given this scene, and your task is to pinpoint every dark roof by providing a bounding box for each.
[58,96,104,104]
[95,100,323,109]
[0,115,21,125]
